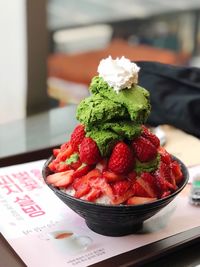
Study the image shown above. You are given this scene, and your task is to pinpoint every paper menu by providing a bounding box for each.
[0,160,199,267]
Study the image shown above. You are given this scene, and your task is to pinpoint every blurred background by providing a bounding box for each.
[1,0,200,124]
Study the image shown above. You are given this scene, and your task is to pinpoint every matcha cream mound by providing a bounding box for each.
[76,76,151,157]
[87,129,121,157]
[77,77,150,128]
[135,155,160,174]
[76,94,128,130]
[89,76,151,123]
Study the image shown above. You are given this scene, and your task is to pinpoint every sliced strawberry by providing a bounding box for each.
[64,153,83,171]
[103,171,125,182]
[54,176,73,187]
[89,177,114,200]
[48,159,58,172]
[112,188,134,205]
[165,180,177,191]
[73,169,101,198]
[153,162,177,197]
[72,164,93,179]
[70,124,85,151]
[100,181,114,200]
[136,173,158,198]
[74,182,91,198]
[133,182,150,197]
[161,191,171,198]
[84,169,101,180]
[132,136,157,163]
[159,162,177,190]
[112,180,131,196]
[108,142,135,174]
[141,125,160,148]
[84,188,102,202]
[140,172,159,196]
[170,161,183,184]
[53,148,60,157]
[128,171,137,182]
[73,169,101,192]
[56,162,72,172]
[46,170,74,187]
[158,146,172,164]
[57,144,73,161]
[70,159,82,170]
[153,170,168,195]
[60,142,71,151]
[133,181,151,197]
[96,159,108,172]
[127,196,157,205]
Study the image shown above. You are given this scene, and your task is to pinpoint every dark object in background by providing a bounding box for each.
[137,61,200,138]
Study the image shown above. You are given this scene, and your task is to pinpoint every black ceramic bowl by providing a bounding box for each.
[42,156,188,236]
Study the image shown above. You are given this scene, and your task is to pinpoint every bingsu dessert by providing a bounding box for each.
[46,56,183,205]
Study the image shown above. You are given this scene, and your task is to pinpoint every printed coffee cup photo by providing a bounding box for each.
[39,230,92,254]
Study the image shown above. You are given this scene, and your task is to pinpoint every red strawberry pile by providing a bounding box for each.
[47,124,183,205]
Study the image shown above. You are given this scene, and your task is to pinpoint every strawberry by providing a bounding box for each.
[153,170,168,195]
[56,143,73,161]
[170,161,183,184]
[140,172,159,196]
[84,169,101,180]
[161,191,171,198]
[96,159,108,172]
[158,146,172,164]
[53,148,60,157]
[103,171,125,182]
[79,137,101,165]
[141,125,160,148]
[135,172,158,198]
[99,180,114,200]
[89,177,114,200]
[73,169,101,190]
[159,161,177,189]
[56,162,72,172]
[133,181,151,197]
[132,136,157,162]
[84,188,101,202]
[112,188,134,205]
[46,170,74,187]
[74,182,91,198]
[48,159,58,172]
[73,169,101,198]
[65,153,82,170]
[127,196,157,205]
[60,142,70,151]
[128,171,137,182]
[153,162,177,197]
[70,124,85,151]
[112,180,131,196]
[72,164,93,179]
[70,159,82,170]
[49,158,69,172]
[108,142,135,174]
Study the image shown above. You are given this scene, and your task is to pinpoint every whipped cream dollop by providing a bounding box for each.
[97,56,140,93]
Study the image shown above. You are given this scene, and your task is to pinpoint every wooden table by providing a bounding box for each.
[0,106,200,267]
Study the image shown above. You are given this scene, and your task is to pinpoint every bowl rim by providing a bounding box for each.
[42,155,189,208]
